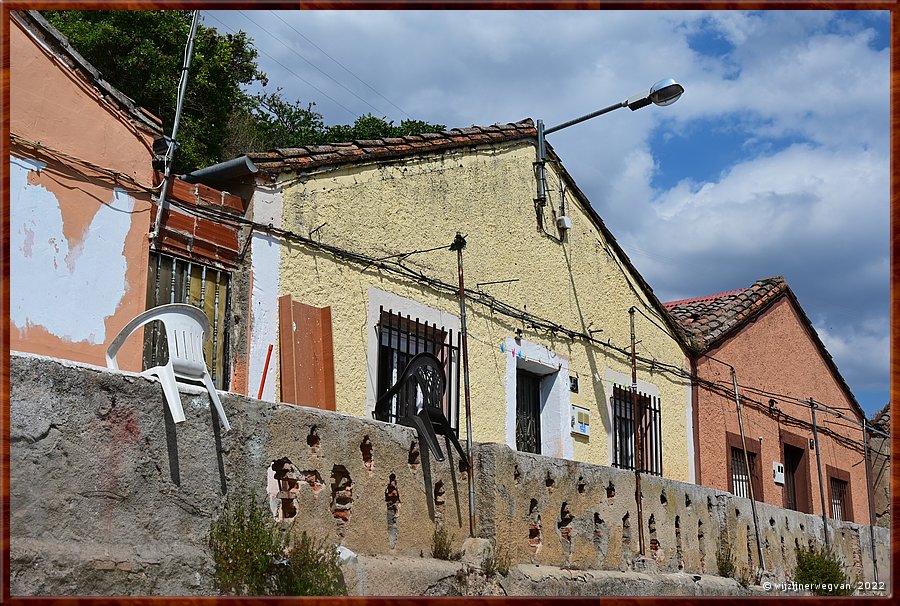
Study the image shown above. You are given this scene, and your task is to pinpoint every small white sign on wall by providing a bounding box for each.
[773,461,785,485]
[571,405,591,437]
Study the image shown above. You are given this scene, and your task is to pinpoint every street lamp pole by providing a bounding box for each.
[534,78,684,213]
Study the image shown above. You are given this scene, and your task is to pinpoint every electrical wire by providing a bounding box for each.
[236,10,392,119]
[11,133,159,193]
[203,12,359,120]
[267,10,414,121]
[13,137,884,451]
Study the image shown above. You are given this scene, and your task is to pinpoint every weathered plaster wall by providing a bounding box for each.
[9,16,156,371]
[695,296,872,525]
[10,353,888,596]
[262,142,692,480]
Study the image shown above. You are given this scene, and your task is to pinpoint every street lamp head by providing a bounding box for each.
[626,77,685,111]
[649,78,684,106]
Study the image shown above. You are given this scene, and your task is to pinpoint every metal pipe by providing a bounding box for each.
[544,100,628,135]
[629,307,645,555]
[862,419,879,581]
[730,368,767,571]
[535,101,627,206]
[151,9,201,249]
[809,399,829,548]
[451,232,476,537]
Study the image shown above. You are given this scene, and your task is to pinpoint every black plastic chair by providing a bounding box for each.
[373,352,467,465]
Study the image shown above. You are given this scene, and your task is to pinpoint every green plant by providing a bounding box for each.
[207,492,346,596]
[432,525,456,560]
[794,544,852,596]
[716,541,736,579]
[482,544,511,577]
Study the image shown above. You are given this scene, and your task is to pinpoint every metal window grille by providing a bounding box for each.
[376,307,460,434]
[144,251,230,389]
[730,447,757,499]
[611,384,662,476]
[515,370,542,454]
[830,477,849,521]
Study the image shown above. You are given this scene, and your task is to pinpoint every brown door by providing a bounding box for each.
[783,442,811,513]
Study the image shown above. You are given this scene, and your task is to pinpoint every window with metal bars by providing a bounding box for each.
[376,307,460,434]
[730,447,758,499]
[829,476,850,522]
[143,251,230,389]
[611,384,662,476]
[515,369,542,454]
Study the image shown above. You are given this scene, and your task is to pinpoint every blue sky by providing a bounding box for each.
[205,10,890,416]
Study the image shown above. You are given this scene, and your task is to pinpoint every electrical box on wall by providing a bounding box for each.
[571,405,590,436]
[773,461,785,485]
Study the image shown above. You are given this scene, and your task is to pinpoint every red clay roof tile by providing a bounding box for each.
[246,119,536,173]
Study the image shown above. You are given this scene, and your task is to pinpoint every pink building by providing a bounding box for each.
[666,277,871,525]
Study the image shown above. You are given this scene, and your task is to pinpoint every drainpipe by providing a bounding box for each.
[450,232,475,537]
[862,419,878,581]
[809,398,829,549]
[629,307,645,556]
[730,368,767,572]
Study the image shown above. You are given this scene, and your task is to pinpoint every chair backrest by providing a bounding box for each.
[106,303,210,377]
[160,307,210,379]
[374,352,446,422]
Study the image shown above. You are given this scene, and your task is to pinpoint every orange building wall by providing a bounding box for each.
[695,296,870,525]
[9,16,157,371]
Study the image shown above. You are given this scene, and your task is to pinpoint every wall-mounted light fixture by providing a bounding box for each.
[535,78,684,233]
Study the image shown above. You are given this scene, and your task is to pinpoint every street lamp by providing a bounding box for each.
[535,78,684,229]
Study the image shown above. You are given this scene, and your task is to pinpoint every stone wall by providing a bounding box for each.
[9,353,889,595]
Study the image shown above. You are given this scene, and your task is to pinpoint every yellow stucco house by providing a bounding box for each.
[209,120,695,482]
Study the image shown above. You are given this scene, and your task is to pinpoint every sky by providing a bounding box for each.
[205,9,890,416]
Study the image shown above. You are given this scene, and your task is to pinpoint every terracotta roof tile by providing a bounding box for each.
[246,119,536,174]
[663,277,787,350]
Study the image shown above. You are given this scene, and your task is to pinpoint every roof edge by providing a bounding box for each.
[14,10,162,135]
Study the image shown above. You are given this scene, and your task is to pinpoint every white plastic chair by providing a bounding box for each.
[105,303,231,432]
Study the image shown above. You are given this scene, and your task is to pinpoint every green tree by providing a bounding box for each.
[43,10,265,172]
[43,10,446,170]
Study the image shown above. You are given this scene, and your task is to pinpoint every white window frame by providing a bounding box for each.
[503,337,572,459]
[364,288,460,420]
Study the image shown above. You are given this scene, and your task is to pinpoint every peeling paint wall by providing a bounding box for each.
[258,143,692,480]
[8,354,889,595]
[9,16,156,370]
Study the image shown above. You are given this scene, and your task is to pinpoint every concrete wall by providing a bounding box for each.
[10,353,888,595]
[247,142,694,481]
[695,297,872,524]
[9,15,157,372]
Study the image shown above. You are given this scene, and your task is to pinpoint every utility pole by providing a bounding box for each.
[450,232,475,537]
[629,307,645,555]
[809,399,829,549]
[862,419,878,581]
[730,368,767,572]
[150,9,200,248]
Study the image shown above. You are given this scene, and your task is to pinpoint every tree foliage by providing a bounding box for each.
[43,10,445,172]
[43,10,264,172]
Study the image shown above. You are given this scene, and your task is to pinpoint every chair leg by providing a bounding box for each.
[202,373,231,432]
[407,413,445,462]
[426,408,469,467]
[149,368,186,424]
